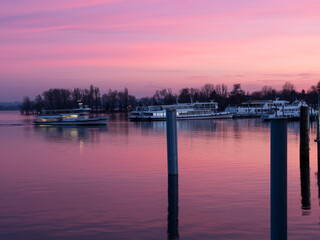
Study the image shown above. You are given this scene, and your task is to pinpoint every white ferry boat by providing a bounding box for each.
[261,99,310,120]
[225,100,274,117]
[34,107,108,125]
[129,102,233,121]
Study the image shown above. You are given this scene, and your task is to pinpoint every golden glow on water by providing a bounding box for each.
[79,139,84,155]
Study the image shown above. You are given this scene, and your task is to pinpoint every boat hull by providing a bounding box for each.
[262,116,301,121]
[129,113,233,121]
[34,118,108,125]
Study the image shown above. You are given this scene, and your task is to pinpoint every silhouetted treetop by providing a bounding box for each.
[20,81,320,114]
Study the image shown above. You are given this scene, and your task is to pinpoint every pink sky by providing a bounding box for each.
[1,0,320,101]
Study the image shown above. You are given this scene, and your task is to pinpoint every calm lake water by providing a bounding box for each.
[0,111,320,240]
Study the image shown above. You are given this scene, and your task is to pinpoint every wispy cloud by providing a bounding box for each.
[1,0,320,100]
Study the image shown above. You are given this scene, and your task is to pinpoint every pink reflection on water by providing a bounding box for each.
[0,112,319,239]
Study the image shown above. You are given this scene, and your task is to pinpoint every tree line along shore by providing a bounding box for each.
[20,81,320,115]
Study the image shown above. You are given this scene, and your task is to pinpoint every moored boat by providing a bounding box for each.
[261,99,311,120]
[225,100,274,118]
[129,102,233,121]
[226,99,316,120]
[34,107,108,125]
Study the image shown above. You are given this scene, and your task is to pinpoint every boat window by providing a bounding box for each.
[36,117,60,122]
[62,114,79,119]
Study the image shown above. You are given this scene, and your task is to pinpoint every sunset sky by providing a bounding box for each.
[1,0,320,101]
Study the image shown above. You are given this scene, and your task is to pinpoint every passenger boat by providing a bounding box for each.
[226,99,316,119]
[225,100,274,117]
[34,107,108,125]
[129,102,233,121]
[261,99,311,120]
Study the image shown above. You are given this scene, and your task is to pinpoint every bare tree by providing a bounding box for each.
[178,88,191,103]
[281,82,296,101]
[21,96,32,115]
[260,86,276,99]
[201,83,214,100]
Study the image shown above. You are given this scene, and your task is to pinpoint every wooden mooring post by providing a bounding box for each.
[300,106,310,161]
[314,90,320,196]
[166,109,179,238]
[271,119,287,240]
[299,106,310,211]
[166,109,178,176]
[167,175,179,239]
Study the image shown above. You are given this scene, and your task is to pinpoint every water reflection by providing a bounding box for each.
[131,118,273,135]
[34,125,108,143]
[233,119,240,139]
[3,112,320,239]
[299,117,311,214]
[300,156,311,213]
[108,112,128,122]
[316,142,320,206]
[132,121,166,134]
[167,175,179,240]
[108,113,129,136]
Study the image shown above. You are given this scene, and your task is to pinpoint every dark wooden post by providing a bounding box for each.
[167,175,179,239]
[166,109,178,175]
[300,106,309,161]
[271,119,287,240]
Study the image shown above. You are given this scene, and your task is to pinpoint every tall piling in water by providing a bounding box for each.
[318,92,320,141]
[166,109,178,175]
[317,92,320,179]
[167,175,179,239]
[317,114,320,202]
[318,115,320,167]
[299,106,310,212]
[300,106,310,161]
[316,91,320,203]
[271,119,287,240]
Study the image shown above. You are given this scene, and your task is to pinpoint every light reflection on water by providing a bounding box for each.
[0,111,320,239]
